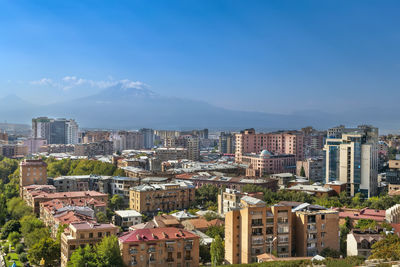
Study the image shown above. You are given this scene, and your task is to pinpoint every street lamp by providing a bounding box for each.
[269,237,277,260]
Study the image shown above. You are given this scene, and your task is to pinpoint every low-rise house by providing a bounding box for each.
[153,214,182,228]
[286,184,336,197]
[335,207,386,226]
[118,227,200,267]
[347,230,384,258]
[60,222,119,267]
[170,210,198,221]
[113,210,143,230]
[182,218,224,232]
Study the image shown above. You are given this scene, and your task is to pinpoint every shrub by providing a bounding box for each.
[2,245,9,254]
[18,252,28,263]
[15,243,24,254]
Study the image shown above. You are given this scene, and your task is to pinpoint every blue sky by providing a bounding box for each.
[0,0,399,114]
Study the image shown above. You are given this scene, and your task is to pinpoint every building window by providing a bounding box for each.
[89,233,93,238]
[98,232,102,238]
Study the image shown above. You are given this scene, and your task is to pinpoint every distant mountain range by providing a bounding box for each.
[0,85,398,132]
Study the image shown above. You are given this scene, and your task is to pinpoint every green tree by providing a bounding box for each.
[27,237,60,267]
[96,212,108,223]
[210,235,224,266]
[68,245,98,267]
[355,219,377,230]
[20,215,44,237]
[24,228,50,248]
[199,244,211,263]
[369,234,400,260]
[205,225,225,239]
[7,197,32,220]
[300,166,306,177]
[203,211,222,222]
[196,184,219,206]
[1,219,20,239]
[7,231,21,246]
[15,243,24,254]
[320,247,341,258]
[109,194,124,211]
[96,235,124,267]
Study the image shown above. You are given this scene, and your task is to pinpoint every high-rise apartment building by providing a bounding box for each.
[32,117,79,144]
[219,132,235,154]
[296,157,324,183]
[225,197,294,264]
[82,131,111,143]
[235,129,304,163]
[225,198,339,264]
[139,128,155,149]
[112,131,144,152]
[66,120,79,144]
[164,135,200,161]
[323,125,379,197]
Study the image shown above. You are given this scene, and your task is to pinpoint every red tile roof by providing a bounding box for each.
[338,208,385,221]
[54,210,95,225]
[41,197,106,212]
[119,227,198,243]
[32,190,107,200]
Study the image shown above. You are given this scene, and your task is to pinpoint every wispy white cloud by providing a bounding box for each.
[29,76,148,91]
[30,78,55,86]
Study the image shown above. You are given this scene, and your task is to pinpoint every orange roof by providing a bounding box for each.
[184,218,223,230]
[175,173,193,179]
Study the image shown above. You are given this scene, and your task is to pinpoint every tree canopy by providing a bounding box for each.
[68,235,123,267]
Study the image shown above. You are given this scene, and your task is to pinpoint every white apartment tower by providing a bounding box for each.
[324,125,378,197]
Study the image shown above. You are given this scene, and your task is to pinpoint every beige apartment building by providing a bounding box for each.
[19,159,48,196]
[225,197,293,264]
[294,209,340,256]
[118,227,200,267]
[129,182,195,214]
[60,222,119,267]
[225,199,340,264]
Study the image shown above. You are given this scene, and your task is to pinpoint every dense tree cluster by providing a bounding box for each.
[241,184,400,211]
[45,157,125,177]
[68,235,123,267]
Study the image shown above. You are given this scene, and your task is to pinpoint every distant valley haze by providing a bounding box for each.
[1,1,400,133]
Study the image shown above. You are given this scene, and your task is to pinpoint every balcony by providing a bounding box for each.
[251,223,264,227]
[185,257,193,261]
[252,238,264,245]
[184,245,192,250]
[307,227,317,233]
[130,249,138,254]
[167,247,174,252]
[148,247,156,253]
[130,261,138,266]
[166,258,174,262]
